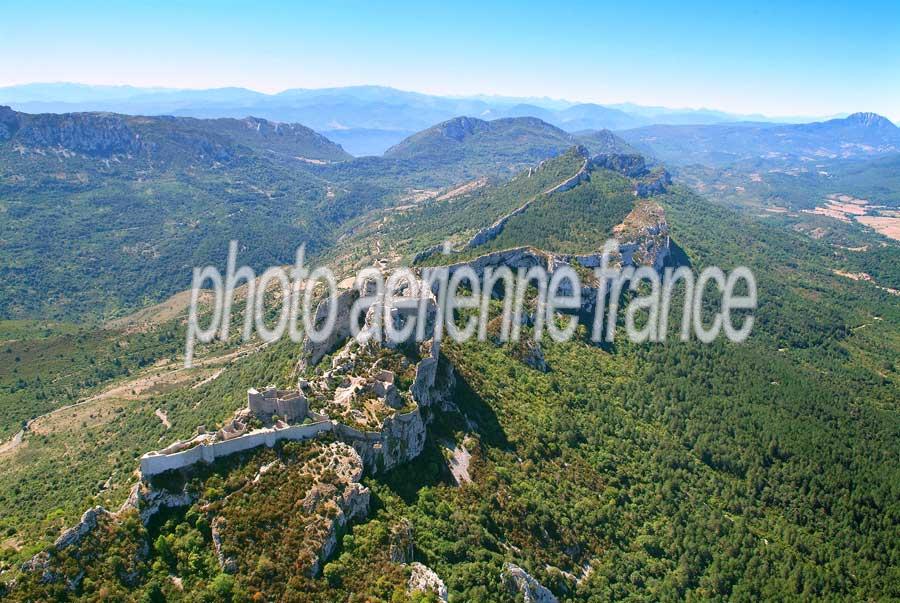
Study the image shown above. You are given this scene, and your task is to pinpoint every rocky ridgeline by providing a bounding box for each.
[414,148,671,264]
[0,106,144,156]
[464,149,593,250]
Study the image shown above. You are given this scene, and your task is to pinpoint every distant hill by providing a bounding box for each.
[0,107,353,318]
[385,116,574,160]
[574,128,639,156]
[619,112,900,166]
[382,116,633,180]
[185,116,352,162]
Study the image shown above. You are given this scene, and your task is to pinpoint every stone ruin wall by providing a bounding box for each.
[139,420,334,477]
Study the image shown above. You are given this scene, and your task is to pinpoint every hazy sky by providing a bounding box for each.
[2,0,899,120]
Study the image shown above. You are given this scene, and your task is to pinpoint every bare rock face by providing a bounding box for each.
[16,112,142,156]
[613,200,671,271]
[635,167,672,197]
[502,563,558,603]
[305,444,371,577]
[54,506,112,551]
[121,481,197,525]
[20,551,55,584]
[520,339,549,372]
[591,153,648,178]
[335,405,427,474]
[408,562,449,601]
[437,115,485,141]
[0,106,19,141]
[299,288,360,370]
[211,518,238,574]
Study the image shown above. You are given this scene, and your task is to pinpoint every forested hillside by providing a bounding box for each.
[0,109,898,602]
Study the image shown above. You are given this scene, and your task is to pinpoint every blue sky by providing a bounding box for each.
[2,0,899,120]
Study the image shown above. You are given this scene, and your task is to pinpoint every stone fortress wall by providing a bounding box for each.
[139,418,333,477]
[140,337,442,479]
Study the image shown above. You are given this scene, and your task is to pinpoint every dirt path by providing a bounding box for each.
[0,429,24,455]
[155,408,171,429]
[833,269,900,296]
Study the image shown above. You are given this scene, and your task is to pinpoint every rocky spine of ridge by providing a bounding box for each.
[451,148,671,255]
[463,147,593,250]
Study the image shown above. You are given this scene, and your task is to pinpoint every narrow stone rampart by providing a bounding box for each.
[139,421,334,477]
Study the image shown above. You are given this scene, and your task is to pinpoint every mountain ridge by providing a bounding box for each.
[0,105,351,162]
[0,83,856,156]
[619,111,900,166]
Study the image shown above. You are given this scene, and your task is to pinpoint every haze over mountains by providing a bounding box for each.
[0,83,853,156]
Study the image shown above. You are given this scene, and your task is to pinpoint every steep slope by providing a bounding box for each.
[619,112,900,166]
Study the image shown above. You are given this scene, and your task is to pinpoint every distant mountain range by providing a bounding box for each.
[618,112,900,166]
[0,83,849,156]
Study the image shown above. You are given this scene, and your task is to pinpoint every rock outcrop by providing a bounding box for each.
[613,200,671,271]
[121,481,197,525]
[211,517,237,574]
[257,441,371,578]
[635,167,672,198]
[591,153,648,178]
[299,288,360,370]
[389,519,415,563]
[408,562,449,601]
[502,562,558,603]
[15,112,143,156]
[53,506,112,551]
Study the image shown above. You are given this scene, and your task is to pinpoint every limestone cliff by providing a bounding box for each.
[502,562,559,603]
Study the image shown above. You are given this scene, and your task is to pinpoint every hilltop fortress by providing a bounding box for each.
[142,201,675,481]
[23,196,680,594]
[140,337,448,478]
